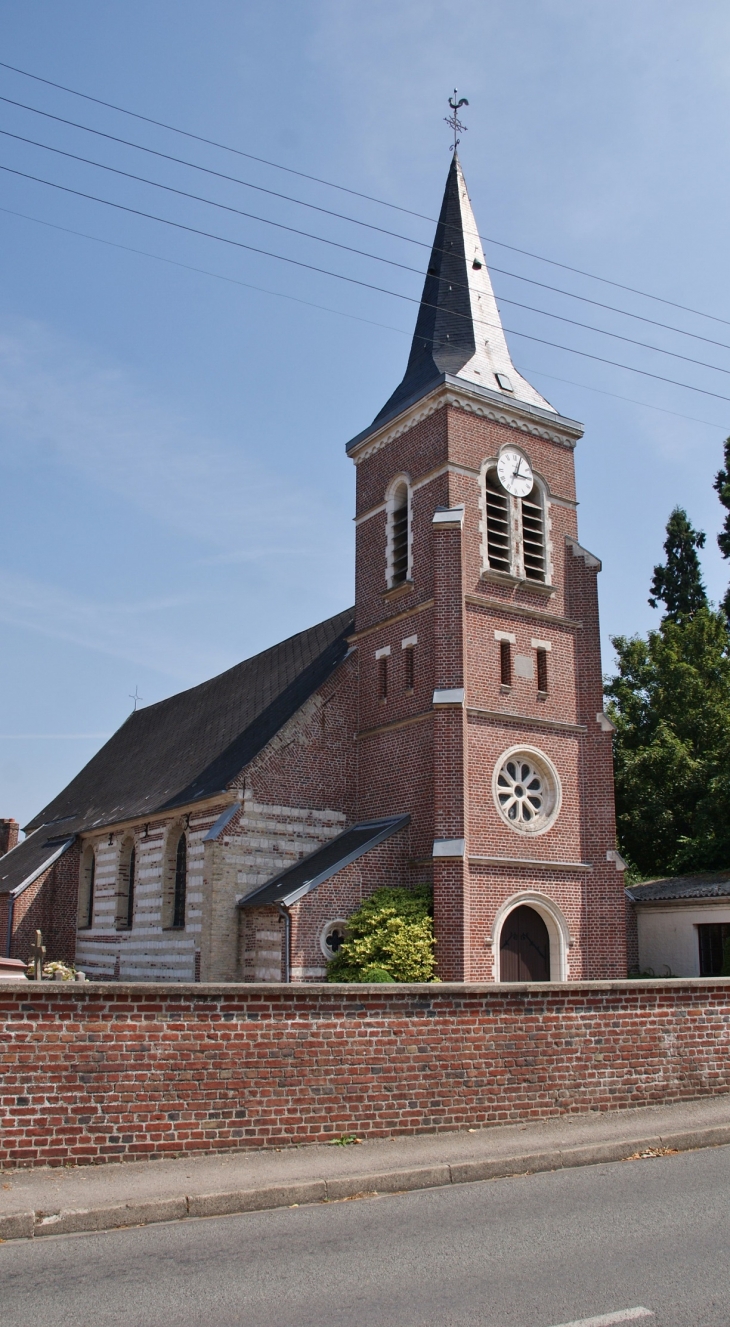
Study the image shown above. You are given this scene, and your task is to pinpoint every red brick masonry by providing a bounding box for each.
[3,980,730,1168]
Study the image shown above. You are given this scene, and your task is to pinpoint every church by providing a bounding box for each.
[0,154,628,984]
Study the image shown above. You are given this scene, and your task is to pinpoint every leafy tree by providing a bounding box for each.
[607,606,730,877]
[648,507,707,621]
[326,885,437,982]
[713,436,730,616]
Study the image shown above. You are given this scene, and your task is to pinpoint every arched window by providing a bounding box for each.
[116,836,136,929]
[485,468,511,573]
[172,833,187,929]
[386,478,410,587]
[78,844,96,929]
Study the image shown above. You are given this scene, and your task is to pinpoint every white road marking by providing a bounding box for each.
[547,1310,654,1327]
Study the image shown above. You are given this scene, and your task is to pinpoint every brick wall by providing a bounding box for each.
[2,979,730,1168]
[9,847,79,969]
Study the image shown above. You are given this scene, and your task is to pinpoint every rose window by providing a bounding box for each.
[492,747,561,835]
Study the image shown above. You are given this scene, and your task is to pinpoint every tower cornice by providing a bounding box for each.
[346,375,584,465]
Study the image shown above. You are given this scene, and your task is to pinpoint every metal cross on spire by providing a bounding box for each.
[444,89,468,152]
[129,685,143,712]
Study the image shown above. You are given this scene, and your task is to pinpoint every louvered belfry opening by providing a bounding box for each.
[521,489,546,581]
[391,488,409,584]
[485,470,511,572]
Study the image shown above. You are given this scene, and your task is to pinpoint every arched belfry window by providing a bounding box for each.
[386,478,411,587]
[173,833,187,929]
[482,458,549,586]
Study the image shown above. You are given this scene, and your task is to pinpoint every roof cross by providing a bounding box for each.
[129,686,143,712]
[445,89,468,153]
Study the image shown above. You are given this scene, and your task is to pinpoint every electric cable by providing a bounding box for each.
[4,126,730,380]
[0,126,425,278]
[0,203,410,336]
[3,158,730,405]
[3,91,730,355]
[2,58,728,329]
[2,199,726,433]
[519,366,725,430]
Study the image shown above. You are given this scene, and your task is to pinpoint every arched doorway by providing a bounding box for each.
[499,905,550,982]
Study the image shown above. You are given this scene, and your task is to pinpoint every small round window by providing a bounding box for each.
[320,919,348,960]
[492,746,561,836]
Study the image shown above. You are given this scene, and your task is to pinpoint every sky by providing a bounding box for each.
[2,0,730,829]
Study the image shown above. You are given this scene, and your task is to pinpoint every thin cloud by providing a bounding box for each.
[0,567,228,681]
[0,317,333,558]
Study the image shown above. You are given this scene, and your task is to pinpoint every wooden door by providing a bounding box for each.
[500,905,550,981]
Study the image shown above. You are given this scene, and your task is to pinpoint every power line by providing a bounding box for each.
[2,57,729,330]
[0,202,410,335]
[520,366,725,430]
[488,264,730,354]
[4,93,730,357]
[4,126,730,381]
[3,199,726,434]
[4,158,730,405]
[0,126,425,279]
[0,94,432,258]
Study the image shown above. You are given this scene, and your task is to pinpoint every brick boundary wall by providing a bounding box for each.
[2,979,730,1169]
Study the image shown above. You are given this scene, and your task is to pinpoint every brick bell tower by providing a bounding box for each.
[346,153,627,982]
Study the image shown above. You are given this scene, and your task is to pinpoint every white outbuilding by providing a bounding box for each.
[626,872,730,977]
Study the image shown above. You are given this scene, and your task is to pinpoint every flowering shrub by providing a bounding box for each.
[326,885,437,983]
[26,960,77,981]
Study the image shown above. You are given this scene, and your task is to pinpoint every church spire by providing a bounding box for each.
[372,154,555,425]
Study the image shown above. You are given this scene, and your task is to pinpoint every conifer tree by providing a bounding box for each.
[648,507,707,621]
[607,608,730,876]
[713,436,730,616]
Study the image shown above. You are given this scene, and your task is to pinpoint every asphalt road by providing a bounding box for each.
[3,1144,730,1327]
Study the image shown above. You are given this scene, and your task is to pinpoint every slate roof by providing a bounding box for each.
[238,815,410,908]
[363,154,554,436]
[21,607,354,847]
[626,870,730,903]
[0,830,75,898]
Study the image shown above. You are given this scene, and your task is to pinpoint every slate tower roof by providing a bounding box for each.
[372,153,555,428]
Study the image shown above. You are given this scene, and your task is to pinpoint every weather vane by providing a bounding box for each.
[129,685,143,712]
[445,89,468,153]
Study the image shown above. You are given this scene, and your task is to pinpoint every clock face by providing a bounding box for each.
[497,449,534,498]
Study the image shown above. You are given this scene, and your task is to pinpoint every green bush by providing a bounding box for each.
[326,884,437,983]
